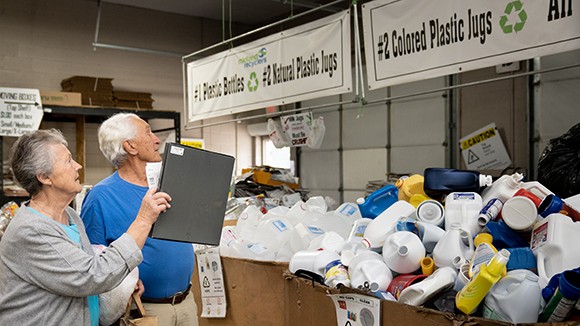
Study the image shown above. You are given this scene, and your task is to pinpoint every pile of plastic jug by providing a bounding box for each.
[219,168,580,323]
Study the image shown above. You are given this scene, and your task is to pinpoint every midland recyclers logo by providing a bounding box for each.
[500,1,527,33]
[238,47,268,68]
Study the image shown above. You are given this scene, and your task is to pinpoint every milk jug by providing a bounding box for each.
[267,118,289,148]
[289,222,325,252]
[382,231,426,274]
[253,217,295,253]
[285,201,308,226]
[236,205,264,229]
[482,269,542,324]
[356,185,399,219]
[397,267,457,306]
[444,192,483,237]
[305,196,327,214]
[530,213,580,288]
[432,222,474,269]
[361,201,416,249]
[306,116,325,149]
[396,174,427,202]
[307,231,345,253]
[334,202,363,225]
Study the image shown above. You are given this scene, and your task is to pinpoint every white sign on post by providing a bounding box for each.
[280,112,312,147]
[196,247,227,318]
[459,122,512,170]
[362,0,580,88]
[187,9,351,123]
[330,293,381,326]
[0,88,43,137]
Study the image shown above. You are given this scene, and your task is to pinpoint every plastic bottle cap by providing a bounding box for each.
[395,178,405,189]
[417,201,444,223]
[361,239,371,249]
[506,172,524,187]
[480,174,493,187]
[356,197,365,205]
[474,233,493,247]
[502,197,537,231]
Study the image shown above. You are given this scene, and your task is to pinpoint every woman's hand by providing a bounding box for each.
[135,279,145,296]
[136,188,172,226]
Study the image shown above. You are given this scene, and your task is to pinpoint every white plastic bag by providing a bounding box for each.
[267,118,289,148]
[92,245,140,326]
[306,117,325,149]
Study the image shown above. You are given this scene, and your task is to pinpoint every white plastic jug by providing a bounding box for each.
[285,201,308,226]
[334,202,363,225]
[315,212,351,239]
[289,250,341,277]
[305,196,328,214]
[482,269,543,324]
[228,239,276,261]
[480,173,524,206]
[397,266,457,306]
[253,217,295,253]
[519,181,554,200]
[307,231,345,253]
[218,226,239,257]
[396,216,445,253]
[340,237,370,267]
[267,118,289,148]
[348,251,393,292]
[361,201,416,249]
[531,213,580,288]
[382,231,426,274]
[306,116,325,149]
[444,192,483,237]
[236,205,264,229]
[289,222,325,252]
[432,222,474,269]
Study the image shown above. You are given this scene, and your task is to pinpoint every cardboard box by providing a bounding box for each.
[191,256,289,326]
[241,168,300,189]
[61,76,114,91]
[284,273,580,326]
[39,91,82,106]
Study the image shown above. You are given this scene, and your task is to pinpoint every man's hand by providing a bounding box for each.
[135,279,145,296]
[136,188,172,226]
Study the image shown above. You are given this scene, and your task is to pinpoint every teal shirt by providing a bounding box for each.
[28,207,99,326]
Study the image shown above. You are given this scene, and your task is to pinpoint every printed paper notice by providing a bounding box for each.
[330,293,381,326]
[145,162,162,189]
[196,247,226,318]
[459,122,511,170]
[0,88,43,137]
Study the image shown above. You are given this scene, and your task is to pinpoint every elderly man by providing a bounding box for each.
[81,113,198,326]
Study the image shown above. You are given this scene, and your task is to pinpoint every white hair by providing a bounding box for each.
[98,113,140,169]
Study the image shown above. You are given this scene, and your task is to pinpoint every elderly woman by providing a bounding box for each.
[0,129,171,326]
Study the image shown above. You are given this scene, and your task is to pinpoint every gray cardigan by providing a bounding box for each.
[0,202,143,326]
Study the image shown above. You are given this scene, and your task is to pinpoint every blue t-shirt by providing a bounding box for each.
[28,207,99,326]
[80,171,195,299]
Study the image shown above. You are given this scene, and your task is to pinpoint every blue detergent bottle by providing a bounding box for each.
[423,168,492,199]
[356,185,399,219]
[482,219,529,249]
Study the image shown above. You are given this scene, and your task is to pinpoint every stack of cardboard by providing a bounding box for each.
[61,76,114,107]
[113,91,154,109]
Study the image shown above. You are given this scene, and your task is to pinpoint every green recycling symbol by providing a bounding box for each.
[500,1,527,34]
[248,72,258,92]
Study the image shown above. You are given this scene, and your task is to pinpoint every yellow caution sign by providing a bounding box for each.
[461,127,496,150]
[181,139,204,149]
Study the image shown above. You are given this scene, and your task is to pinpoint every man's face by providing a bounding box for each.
[130,118,162,163]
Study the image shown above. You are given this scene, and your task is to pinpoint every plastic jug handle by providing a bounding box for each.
[537,252,548,285]
[360,265,373,283]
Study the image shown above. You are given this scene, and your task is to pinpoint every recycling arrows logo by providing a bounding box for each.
[248,72,259,92]
[500,1,527,33]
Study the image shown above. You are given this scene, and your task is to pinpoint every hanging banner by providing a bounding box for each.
[459,122,512,170]
[362,0,580,88]
[0,88,43,137]
[186,9,351,123]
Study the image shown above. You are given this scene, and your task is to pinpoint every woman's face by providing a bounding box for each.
[46,143,83,196]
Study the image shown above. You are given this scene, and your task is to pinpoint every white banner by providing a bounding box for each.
[362,0,580,88]
[187,10,351,123]
[0,88,43,137]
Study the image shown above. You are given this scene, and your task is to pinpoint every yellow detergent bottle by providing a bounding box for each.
[396,174,427,203]
[468,233,507,278]
[456,249,510,315]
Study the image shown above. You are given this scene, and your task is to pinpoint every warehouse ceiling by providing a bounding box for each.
[101,0,348,27]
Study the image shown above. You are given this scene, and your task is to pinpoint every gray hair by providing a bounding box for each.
[98,113,140,169]
[10,129,68,197]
